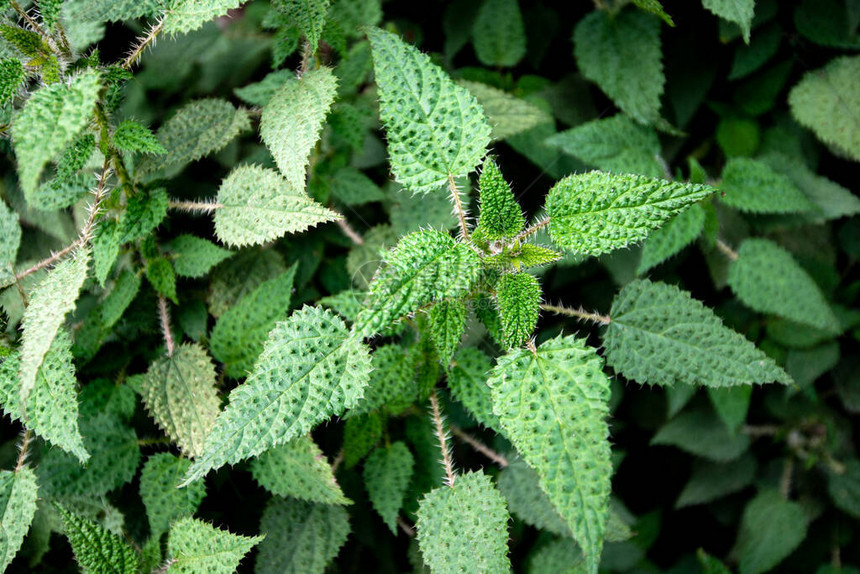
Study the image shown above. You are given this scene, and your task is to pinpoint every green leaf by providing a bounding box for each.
[428,299,467,366]
[363,441,414,533]
[474,156,525,241]
[250,435,349,504]
[632,0,674,26]
[58,505,140,574]
[139,453,206,535]
[208,247,286,318]
[214,164,339,248]
[139,342,221,458]
[676,453,757,508]
[273,0,331,50]
[828,458,860,519]
[498,458,569,536]
[0,467,39,573]
[416,471,511,574]
[546,171,714,257]
[485,243,562,270]
[0,332,88,462]
[234,70,293,107]
[788,55,860,162]
[0,58,25,106]
[708,385,752,432]
[719,157,814,213]
[256,498,350,574]
[63,0,166,22]
[472,0,526,67]
[349,344,418,417]
[261,67,338,189]
[93,219,121,287]
[460,81,552,141]
[167,234,233,278]
[702,0,755,43]
[604,279,791,387]
[164,0,245,34]
[183,306,372,485]
[140,99,250,174]
[573,9,664,125]
[490,335,612,571]
[0,199,21,290]
[112,120,166,155]
[760,152,860,220]
[367,27,491,193]
[546,115,664,178]
[735,490,808,574]
[19,247,89,408]
[30,174,90,212]
[328,167,385,206]
[698,549,732,574]
[210,264,296,377]
[56,134,96,183]
[528,539,586,574]
[496,272,541,348]
[728,239,840,332]
[117,187,169,244]
[652,407,750,461]
[637,204,705,274]
[447,347,501,431]
[145,257,177,303]
[354,230,481,338]
[167,517,263,574]
[12,70,100,195]
[343,412,383,468]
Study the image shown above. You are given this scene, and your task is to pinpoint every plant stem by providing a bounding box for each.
[450,426,508,468]
[396,516,415,538]
[336,218,364,245]
[122,17,164,69]
[448,173,471,241]
[780,456,794,498]
[157,296,175,357]
[514,216,550,242]
[429,390,456,488]
[715,238,739,261]
[15,429,31,472]
[168,199,222,213]
[540,303,611,325]
[742,424,780,437]
[330,448,344,474]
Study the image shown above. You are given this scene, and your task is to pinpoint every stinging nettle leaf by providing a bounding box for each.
[140,453,206,536]
[496,272,541,348]
[57,505,140,574]
[735,490,808,574]
[490,335,612,572]
[260,67,338,190]
[12,70,101,196]
[112,120,167,155]
[214,164,339,248]
[637,203,705,274]
[273,0,331,51]
[164,0,246,35]
[0,467,39,573]
[447,347,501,431]
[363,441,414,533]
[719,157,815,214]
[652,407,750,461]
[474,156,525,241]
[460,81,552,141]
[367,27,491,193]
[167,234,233,278]
[139,342,221,459]
[498,458,570,536]
[702,0,755,43]
[427,299,467,367]
[546,171,714,257]
[167,516,263,574]
[182,306,372,485]
[0,199,22,290]
[416,471,511,574]
[472,0,526,67]
[604,279,792,388]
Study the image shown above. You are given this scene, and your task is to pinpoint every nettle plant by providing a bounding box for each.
[0,0,859,573]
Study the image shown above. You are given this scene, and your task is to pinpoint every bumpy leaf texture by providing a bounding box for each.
[416,471,511,574]
[474,156,525,241]
[460,81,552,141]
[702,0,755,43]
[273,0,331,50]
[719,157,814,213]
[498,458,570,536]
[164,0,245,34]
[183,306,371,485]
[139,453,206,535]
[637,204,705,274]
[472,0,526,67]
[496,272,541,348]
[168,234,233,278]
[427,299,467,366]
[447,347,501,431]
[490,335,611,572]
[367,27,491,192]
[363,441,414,533]
[0,199,21,289]
[546,171,714,257]
[0,467,38,572]
[167,517,263,574]
[58,506,140,574]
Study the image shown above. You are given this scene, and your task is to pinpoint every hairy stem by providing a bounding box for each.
[122,17,164,69]
[541,303,611,326]
[168,199,223,213]
[780,456,794,498]
[157,296,175,357]
[429,390,456,487]
[15,429,31,472]
[715,238,739,261]
[336,218,364,245]
[448,173,471,241]
[514,216,550,242]
[396,516,415,538]
[451,426,508,468]
[330,448,344,474]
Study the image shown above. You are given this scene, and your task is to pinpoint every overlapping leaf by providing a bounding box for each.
[0,467,38,572]
[167,517,262,574]
[461,81,552,141]
[140,453,206,535]
[363,442,414,532]
[250,435,348,504]
[164,0,245,34]
[58,506,140,574]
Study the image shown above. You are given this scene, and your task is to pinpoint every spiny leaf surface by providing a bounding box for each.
[719,157,815,213]
[474,156,525,241]
[427,299,467,366]
[167,234,233,278]
[0,200,21,289]
[167,517,263,574]
[496,272,541,348]
[447,347,500,431]
[363,441,414,533]
[0,467,38,573]
[273,0,331,50]
[139,453,206,535]
[164,0,245,34]
[58,506,140,574]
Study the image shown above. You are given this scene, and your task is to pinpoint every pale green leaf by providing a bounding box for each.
[214,165,339,248]
[30,174,90,213]
[234,70,292,107]
[703,0,755,43]
[637,204,705,274]
[354,230,481,338]
[210,264,296,377]
[573,9,664,125]
[652,407,750,461]
[545,171,714,257]
[528,539,586,574]
[208,247,286,318]
[490,335,612,571]
[447,347,500,431]
[12,70,100,195]
[328,167,385,206]
[273,0,331,50]
[260,67,338,189]
[460,81,552,141]
[632,0,674,26]
[112,120,166,155]
[728,238,840,332]
[140,453,206,535]
[0,200,21,289]
[140,342,221,458]
[416,471,511,574]
[427,299,467,366]
[62,0,165,22]
[348,344,417,417]
[0,467,38,573]
[256,498,350,574]
[58,505,140,574]
[182,306,372,485]
[604,279,791,387]
[719,157,814,213]
[828,458,860,519]
[546,115,664,178]
[735,490,807,574]
[250,435,348,504]
[498,458,569,536]
[760,152,860,220]
[676,453,757,508]
[19,247,89,408]
[167,517,262,574]
[167,234,233,278]
[342,412,383,468]
[788,55,860,162]
[472,0,526,67]
[93,219,120,287]
[363,441,414,533]
[164,0,245,34]
[367,27,491,193]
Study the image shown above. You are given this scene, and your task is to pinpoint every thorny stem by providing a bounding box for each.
[513,216,550,242]
[780,456,794,498]
[448,173,471,241]
[715,238,739,261]
[330,448,344,474]
[396,516,415,538]
[158,296,175,357]
[336,218,364,245]
[450,426,508,468]
[168,199,223,213]
[429,390,456,488]
[15,429,31,472]
[122,17,164,70]
[8,1,61,55]
[541,303,611,326]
